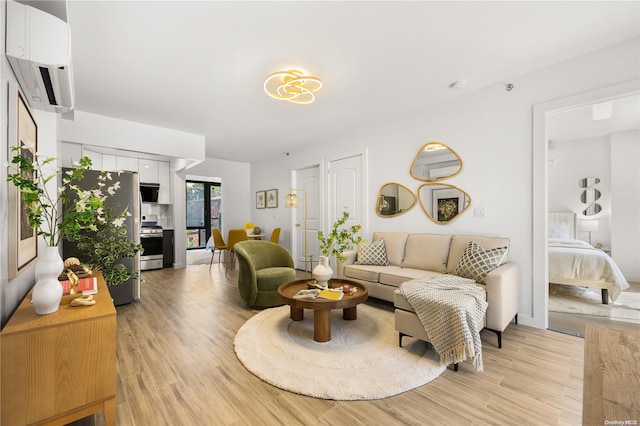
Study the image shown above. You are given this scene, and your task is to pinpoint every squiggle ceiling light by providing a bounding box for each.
[264,69,322,104]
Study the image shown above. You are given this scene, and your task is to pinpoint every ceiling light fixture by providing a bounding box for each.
[264,69,322,104]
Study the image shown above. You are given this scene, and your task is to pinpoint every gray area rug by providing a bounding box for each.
[234,304,446,400]
[549,284,640,322]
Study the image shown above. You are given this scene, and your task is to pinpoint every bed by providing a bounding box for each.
[548,212,630,304]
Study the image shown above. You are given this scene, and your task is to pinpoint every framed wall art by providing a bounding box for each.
[266,189,278,208]
[256,191,266,209]
[7,82,38,278]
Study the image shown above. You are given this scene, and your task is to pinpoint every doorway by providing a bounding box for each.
[546,94,640,336]
[289,165,320,271]
[532,79,640,331]
[186,180,222,250]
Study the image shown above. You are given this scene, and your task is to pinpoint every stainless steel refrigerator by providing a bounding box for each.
[62,168,141,305]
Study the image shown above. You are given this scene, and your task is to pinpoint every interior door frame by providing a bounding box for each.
[531,79,640,330]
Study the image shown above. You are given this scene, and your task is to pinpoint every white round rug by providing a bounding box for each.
[234,304,446,400]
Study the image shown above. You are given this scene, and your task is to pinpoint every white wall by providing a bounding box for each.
[611,130,640,281]
[548,136,611,246]
[1,1,62,325]
[185,157,251,266]
[250,37,640,328]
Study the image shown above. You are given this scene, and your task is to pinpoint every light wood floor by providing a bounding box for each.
[548,281,640,337]
[83,262,586,426]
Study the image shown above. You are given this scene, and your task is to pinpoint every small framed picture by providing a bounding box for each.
[266,189,278,208]
[256,191,266,209]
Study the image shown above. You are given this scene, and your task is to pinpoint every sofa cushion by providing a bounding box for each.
[447,235,511,274]
[380,269,442,287]
[401,234,451,273]
[453,241,508,284]
[355,239,390,266]
[343,264,403,282]
[372,232,408,266]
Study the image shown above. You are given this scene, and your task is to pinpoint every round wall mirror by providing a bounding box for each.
[580,188,601,204]
[410,142,463,182]
[376,183,416,218]
[578,177,600,188]
[417,183,471,224]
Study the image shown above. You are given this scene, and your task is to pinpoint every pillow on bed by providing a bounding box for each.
[355,239,390,266]
[454,241,508,284]
[548,223,571,239]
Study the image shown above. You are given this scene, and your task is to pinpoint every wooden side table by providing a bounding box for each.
[1,272,117,425]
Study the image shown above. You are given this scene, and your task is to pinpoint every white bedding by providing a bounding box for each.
[548,238,629,302]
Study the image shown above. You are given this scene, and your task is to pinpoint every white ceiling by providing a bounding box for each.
[548,94,640,143]
[60,1,640,163]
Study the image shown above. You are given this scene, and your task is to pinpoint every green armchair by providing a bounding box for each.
[234,241,296,308]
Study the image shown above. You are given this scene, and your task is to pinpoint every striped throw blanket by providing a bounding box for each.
[400,275,488,371]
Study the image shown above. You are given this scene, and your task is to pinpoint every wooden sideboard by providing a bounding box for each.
[1,272,116,425]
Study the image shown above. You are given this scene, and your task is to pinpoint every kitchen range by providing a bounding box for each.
[140,214,164,270]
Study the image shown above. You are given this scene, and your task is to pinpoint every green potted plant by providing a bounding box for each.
[314,208,363,286]
[7,149,140,313]
[60,168,141,288]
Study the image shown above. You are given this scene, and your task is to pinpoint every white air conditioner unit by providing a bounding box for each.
[5,0,75,113]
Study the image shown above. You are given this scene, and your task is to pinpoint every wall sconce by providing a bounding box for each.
[285,188,310,276]
[264,69,322,104]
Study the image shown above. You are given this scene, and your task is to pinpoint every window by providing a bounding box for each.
[186,181,222,249]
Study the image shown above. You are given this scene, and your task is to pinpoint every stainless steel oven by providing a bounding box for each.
[140,226,164,270]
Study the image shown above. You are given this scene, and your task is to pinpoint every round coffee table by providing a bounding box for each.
[278,278,368,342]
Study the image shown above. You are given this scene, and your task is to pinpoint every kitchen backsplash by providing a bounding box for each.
[142,202,174,229]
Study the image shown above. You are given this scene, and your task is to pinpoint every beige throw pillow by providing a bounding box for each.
[454,241,508,284]
[355,239,390,266]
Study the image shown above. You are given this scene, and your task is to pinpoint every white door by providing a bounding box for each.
[291,165,320,271]
[327,154,364,256]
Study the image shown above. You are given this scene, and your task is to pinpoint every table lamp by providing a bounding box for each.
[580,219,599,245]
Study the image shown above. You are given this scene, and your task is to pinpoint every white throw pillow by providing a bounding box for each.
[454,241,508,284]
[548,223,571,239]
[355,239,390,266]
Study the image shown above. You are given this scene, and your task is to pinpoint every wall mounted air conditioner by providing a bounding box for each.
[5,0,75,113]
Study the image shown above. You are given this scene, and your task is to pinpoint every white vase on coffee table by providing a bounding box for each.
[312,256,333,288]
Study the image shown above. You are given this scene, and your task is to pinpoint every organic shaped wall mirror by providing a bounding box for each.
[579,176,601,216]
[578,177,600,188]
[417,183,471,224]
[583,203,602,216]
[410,142,463,182]
[580,188,601,204]
[376,183,417,218]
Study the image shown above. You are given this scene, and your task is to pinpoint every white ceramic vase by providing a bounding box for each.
[312,256,333,288]
[32,245,64,315]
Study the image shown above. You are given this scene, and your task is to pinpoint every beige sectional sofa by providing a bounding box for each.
[338,232,520,347]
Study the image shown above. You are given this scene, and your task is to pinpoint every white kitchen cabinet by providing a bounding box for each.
[116,156,139,173]
[157,161,171,204]
[102,154,117,171]
[83,148,103,170]
[138,159,159,184]
[60,142,82,168]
